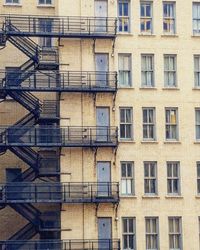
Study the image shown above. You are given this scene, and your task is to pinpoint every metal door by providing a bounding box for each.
[95,0,108,32]
[39,19,52,47]
[98,218,112,249]
[96,107,110,141]
[95,54,109,87]
[97,162,111,197]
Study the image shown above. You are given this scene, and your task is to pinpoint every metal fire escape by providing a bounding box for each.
[0,14,120,250]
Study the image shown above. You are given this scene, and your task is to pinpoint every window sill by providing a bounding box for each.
[195,195,200,199]
[138,33,155,37]
[118,86,134,90]
[119,140,135,144]
[142,195,160,199]
[117,32,133,36]
[194,141,200,144]
[191,34,200,38]
[162,87,179,90]
[165,195,183,199]
[141,140,158,144]
[139,87,157,90]
[161,34,178,38]
[120,195,137,199]
[37,4,55,8]
[164,141,181,144]
[3,4,22,7]
[192,87,200,90]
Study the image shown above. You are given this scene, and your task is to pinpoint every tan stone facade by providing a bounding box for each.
[0,0,200,249]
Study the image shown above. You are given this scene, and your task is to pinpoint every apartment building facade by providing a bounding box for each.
[0,0,200,249]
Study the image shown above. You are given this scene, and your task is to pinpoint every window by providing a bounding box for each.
[39,19,53,47]
[165,108,178,140]
[167,162,180,195]
[38,0,52,4]
[193,3,200,35]
[164,55,177,87]
[194,55,200,87]
[145,217,159,250]
[118,0,130,32]
[122,218,136,250]
[141,55,154,87]
[143,108,156,140]
[121,162,134,195]
[140,2,153,34]
[197,163,200,194]
[163,2,176,34]
[196,109,200,140]
[144,162,157,195]
[118,54,131,87]
[168,217,182,250]
[120,108,133,140]
[5,0,20,4]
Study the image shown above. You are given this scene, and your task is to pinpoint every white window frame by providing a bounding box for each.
[144,162,157,195]
[4,0,20,5]
[141,54,154,87]
[195,109,200,140]
[163,2,176,34]
[193,2,200,35]
[118,54,132,87]
[168,217,182,250]
[165,108,178,140]
[120,107,133,140]
[145,217,159,250]
[140,1,153,34]
[167,162,180,195]
[164,55,177,87]
[118,0,130,33]
[194,55,200,87]
[143,107,156,140]
[121,162,134,196]
[122,217,136,250]
[197,162,200,194]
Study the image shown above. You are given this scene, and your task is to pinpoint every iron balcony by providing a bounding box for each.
[0,182,119,204]
[0,15,117,38]
[0,70,118,93]
[0,239,121,250]
[0,126,118,147]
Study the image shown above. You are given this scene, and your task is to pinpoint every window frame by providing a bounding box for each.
[163,2,176,34]
[167,162,181,195]
[164,54,177,88]
[119,107,133,140]
[195,109,200,141]
[4,0,20,5]
[118,0,130,33]
[197,162,200,194]
[144,161,158,195]
[194,55,200,87]
[165,108,179,141]
[118,53,132,88]
[193,2,200,35]
[121,161,135,196]
[145,217,159,250]
[140,1,153,34]
[168,217,182,250]
[142,107,156,141]
[141,54,155,87]
[122,217,136,250]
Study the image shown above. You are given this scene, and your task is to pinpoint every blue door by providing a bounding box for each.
[97,162,111,197]
[96,107,110,142]
[95,54,109,87]
[95,0,108,32]
[98,218,112,249]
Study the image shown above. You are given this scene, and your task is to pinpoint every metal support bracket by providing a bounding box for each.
[112,92,117,110]
[58,38,64,47]
[112,146,118,166]
[93,147,98,168]
[93,38,96,54]
[111,38,116,57]
[93,93,97,108]
[95,203,100,217]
